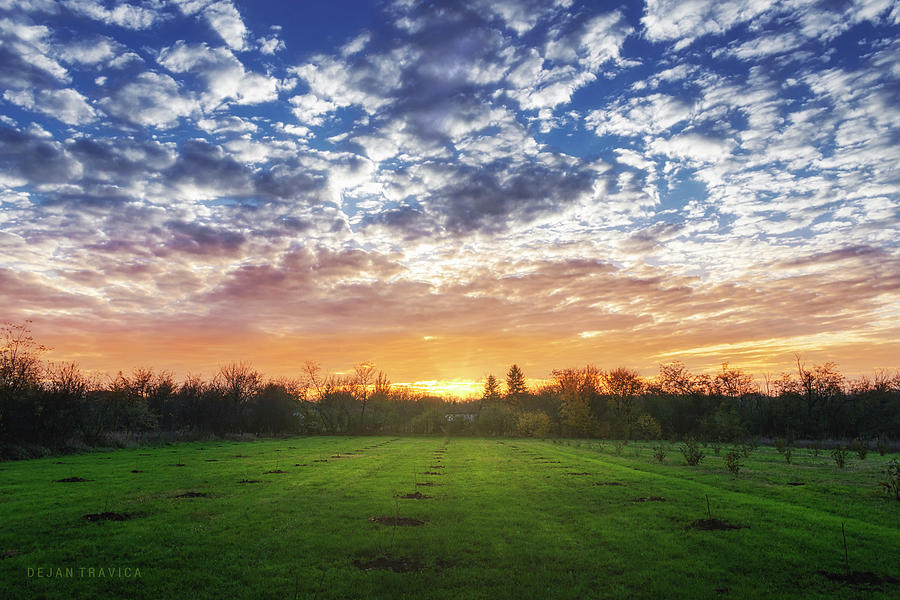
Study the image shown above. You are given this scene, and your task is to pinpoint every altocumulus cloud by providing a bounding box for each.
[0,0,897,379]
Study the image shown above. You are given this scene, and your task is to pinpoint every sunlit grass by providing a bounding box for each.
[1,437,898,599]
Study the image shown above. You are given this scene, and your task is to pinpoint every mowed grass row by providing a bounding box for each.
[0,437,898,599]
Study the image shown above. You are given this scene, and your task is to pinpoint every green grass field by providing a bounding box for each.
[1,437,898,599]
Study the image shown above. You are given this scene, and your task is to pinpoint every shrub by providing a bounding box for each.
[878,459,900,501]
[516,411,551,438]
[613,440,627,456]
[652,444,667,463]
[725,449,742,476]
[711,442,722,456]
[831,446,849,469]
[876,433,890,456]
[741,438,757,458]
[634,414,662,440]
[680,438,704,466]
[774,437,793,464]
[851,437,869,460]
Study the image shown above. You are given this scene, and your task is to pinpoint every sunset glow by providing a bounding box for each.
[1,0,898,387]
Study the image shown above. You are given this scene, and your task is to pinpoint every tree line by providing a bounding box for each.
[1,322,898,458]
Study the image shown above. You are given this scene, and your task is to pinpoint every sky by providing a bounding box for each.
[1,0,898,395]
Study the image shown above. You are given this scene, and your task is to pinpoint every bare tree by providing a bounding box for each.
[0,321,47,440]
[713,363,756,398]
[653,361,702,396]
[0,321,46,395]
[353,362,376,432]
[302,361,325,400]
[216,361,262,431]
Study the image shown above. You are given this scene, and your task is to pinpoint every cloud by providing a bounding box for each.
[159,220,246,256]
[1,0,898,380]
[56,35,122,66]
[0,124,82,186]
[172,0,248,51]
[100,71,197,128]
[61,0,162,30]
[650,132,735,163]
[586,93,693,137]
[0,17,68,89]
[67,137,176,182]
[165,138,253,197]
[547,10,632,71]
[196,115,258,135]
[157,41,278,108]
[257,35,285,55]
[723,31,805,60]
[473,0,570,35]
[3,87,97,125]
[372,157,601,236]
[641,0,775,49]
[288,93,337,126]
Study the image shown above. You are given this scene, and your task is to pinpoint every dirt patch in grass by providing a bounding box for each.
[422,471,442,475]
[816,570,900,588]
[130,470,144,473]
[233,454,248,458]
[396,491,432,499]
[312,459,328,463]
[173,492,209,498]
[595,481,625,486]
[567,472,591,475]
[56,477,90,483]
[83,512,132,522]
[785,481,805,486]
[632,496,667,502]
[1,549,21,559]
[205,459,218,462]
[416,482,441,486]
[264,469,286,474]
[238,479,261,484]
[172,463,186,467]
[354,556,422,572]
[369,516,426,526]
[428,465,444,469]
[686,518,744,531]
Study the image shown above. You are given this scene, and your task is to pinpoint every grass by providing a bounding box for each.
[1,437,898,599]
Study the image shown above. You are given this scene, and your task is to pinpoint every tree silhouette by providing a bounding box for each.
[216,362,261,432]
[505,364,527,407]
[353,362,377,432]
[482,374,501,403]
[604,367,643,437]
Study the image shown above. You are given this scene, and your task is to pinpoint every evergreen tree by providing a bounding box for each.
[482,374,501,402]
[506,364,527,406]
